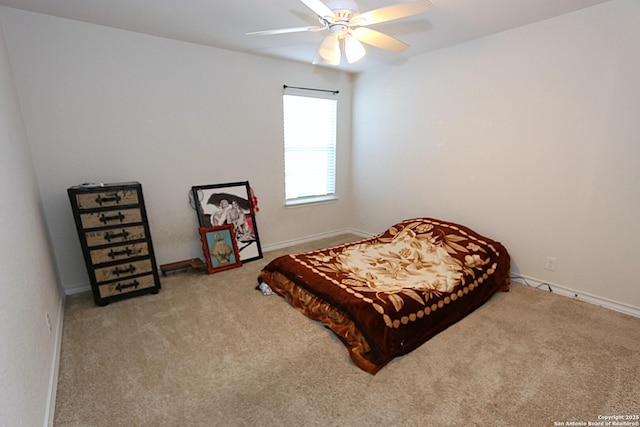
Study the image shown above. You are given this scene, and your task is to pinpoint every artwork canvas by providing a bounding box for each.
[192,181,263,263]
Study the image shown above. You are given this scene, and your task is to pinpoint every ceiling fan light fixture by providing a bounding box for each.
[319,34,341,65]
[345,35,366,63]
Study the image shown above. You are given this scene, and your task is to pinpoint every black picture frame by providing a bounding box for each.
[191,181,263,263]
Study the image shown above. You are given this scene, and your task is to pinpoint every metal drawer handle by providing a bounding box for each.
[95,194,121,205]
[104,229,130,242]
[115,280,139,292]
[112,264,136,276]
[100,212,125,224]
[108,247,134,259]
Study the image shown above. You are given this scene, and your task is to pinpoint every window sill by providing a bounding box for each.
[285,195,337,208]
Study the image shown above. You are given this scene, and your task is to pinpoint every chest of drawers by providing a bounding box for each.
[68,182,161,306]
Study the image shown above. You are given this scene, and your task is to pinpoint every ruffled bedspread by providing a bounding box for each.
[258,218,510,374]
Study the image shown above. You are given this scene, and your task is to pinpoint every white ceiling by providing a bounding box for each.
[0,0,612,73]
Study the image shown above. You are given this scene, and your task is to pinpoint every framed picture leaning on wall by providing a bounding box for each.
[199,225,242,274]
[191,181,263,263]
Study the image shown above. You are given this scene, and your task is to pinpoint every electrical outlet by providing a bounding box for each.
[544,257,557,271]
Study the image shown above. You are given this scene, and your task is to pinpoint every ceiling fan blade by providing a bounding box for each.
[354,0,433,26]
[351,27,408,53]
[246,26,325,36]
[300,0,336,19]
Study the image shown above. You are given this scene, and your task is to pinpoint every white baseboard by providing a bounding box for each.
[512,274,640,318]
[64,234,640,320]
[64,283,91,295]
[262,227,372,252]
[45,290,65,427]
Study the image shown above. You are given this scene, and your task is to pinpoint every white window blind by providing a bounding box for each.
[283,88,337,205]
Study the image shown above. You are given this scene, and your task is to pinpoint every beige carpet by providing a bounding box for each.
[54,234,640,426]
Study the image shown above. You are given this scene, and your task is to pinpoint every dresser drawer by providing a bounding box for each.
[75,189,139,210]
[94,259,154,283]
[98,274,157,298]
[79,207,143,229]
[84,225,147,248]
[89,242,149,265]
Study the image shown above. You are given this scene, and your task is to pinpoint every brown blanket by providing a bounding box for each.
[258,218,510,374]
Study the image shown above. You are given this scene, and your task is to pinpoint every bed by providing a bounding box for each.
[257,218,510,374]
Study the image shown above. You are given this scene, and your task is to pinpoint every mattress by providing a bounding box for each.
[258,218,511,374]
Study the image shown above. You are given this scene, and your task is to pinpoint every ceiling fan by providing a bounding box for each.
[246,0,433,66]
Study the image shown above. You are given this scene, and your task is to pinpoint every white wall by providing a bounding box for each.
[0,7,353,292]
[1,1,638,313]
[2,2,636,424]
[0,19,64,427]
[352,0,640,309]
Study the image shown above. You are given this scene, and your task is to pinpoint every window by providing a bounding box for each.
[283,89,337,205]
